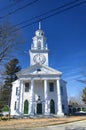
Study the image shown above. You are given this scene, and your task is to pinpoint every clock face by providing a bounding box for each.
[33,54,46,64]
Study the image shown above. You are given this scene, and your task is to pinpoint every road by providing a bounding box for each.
[30,120,86,130]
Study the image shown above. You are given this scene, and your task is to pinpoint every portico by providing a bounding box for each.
[16,72,64,117]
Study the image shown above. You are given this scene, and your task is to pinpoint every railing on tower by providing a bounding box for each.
[31,43,48,50]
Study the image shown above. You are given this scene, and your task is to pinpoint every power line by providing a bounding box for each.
[11,0,86,32]
[14,0,82,27]
[0,0,24,12]
[0,0,79,21]
[1,0,85,33]
[0,0,39,19]
[40,1,86,22]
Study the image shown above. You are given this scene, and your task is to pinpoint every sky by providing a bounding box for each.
[0,0,86,99]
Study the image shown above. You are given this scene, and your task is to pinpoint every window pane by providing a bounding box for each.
[25,83,29,92]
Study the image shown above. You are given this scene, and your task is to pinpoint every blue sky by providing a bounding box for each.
[0,0,86,99]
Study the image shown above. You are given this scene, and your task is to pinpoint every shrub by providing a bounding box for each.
[82,108,86,112]
[3,106,9,112]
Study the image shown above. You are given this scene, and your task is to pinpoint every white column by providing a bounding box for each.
[56,79,64,116]
[44,79,49,115]
[19,81,24,115]
[29,78,34,116]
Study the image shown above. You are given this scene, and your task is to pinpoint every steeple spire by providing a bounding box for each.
[39,21,41,30]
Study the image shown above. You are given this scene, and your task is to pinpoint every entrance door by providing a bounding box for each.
[37,103,42,114]
[24,100,29,114]
[50,99,55,114]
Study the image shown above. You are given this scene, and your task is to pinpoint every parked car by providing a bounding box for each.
[75,111,86,116]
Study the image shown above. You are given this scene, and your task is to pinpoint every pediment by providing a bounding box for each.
[16,64,62,76]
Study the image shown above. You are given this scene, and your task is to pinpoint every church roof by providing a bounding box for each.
[16,64,62,77]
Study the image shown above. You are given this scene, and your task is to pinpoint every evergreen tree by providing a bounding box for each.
[5,58,21,87]
[82,87,86,104]
[0,58,21,109]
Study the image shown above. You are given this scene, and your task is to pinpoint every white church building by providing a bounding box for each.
[10,22,68,117]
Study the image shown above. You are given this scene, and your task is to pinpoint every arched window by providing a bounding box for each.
[50,99,55,114]
[24,100,29,114]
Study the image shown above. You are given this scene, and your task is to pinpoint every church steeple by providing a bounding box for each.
[31,22,48,50]
[29,22,49,66]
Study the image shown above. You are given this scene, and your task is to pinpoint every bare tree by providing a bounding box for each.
[82,87,86,104]
[0,22,25,108]
[68,97,79,106]
[0,21,26,91]
[77,67,86,104]
[0,21,25,63]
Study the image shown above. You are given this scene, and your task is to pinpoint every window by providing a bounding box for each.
[25,83,29,92]
[37,68,41,72]
[38,41,41,49]
[16,87,18,95]
[49,83,54,92]
[14,101,17,110]
[62,104,64,110]
[60,86,63,95]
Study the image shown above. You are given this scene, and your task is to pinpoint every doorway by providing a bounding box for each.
[24,100,29,114]
[50,99,55,114]
[37,103,42,114]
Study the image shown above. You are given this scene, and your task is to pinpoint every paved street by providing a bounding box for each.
[30,120,86,130]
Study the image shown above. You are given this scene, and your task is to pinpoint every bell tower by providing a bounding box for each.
[29,22,49,66]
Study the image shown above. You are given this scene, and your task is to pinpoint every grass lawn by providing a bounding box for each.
[0,116,86,129]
